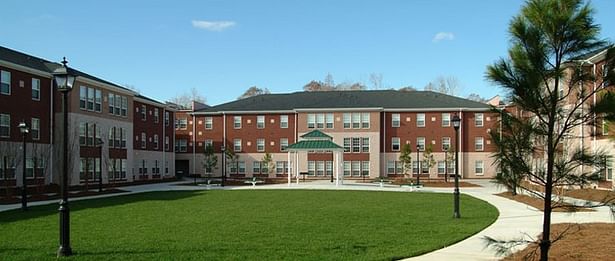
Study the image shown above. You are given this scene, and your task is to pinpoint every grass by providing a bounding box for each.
[0,190,498,260]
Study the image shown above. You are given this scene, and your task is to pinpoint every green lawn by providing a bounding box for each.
[0,190,498,260]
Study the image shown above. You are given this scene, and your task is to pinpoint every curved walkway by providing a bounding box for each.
[1,179,613,260]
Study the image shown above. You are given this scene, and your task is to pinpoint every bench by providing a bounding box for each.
[244,177,265,187]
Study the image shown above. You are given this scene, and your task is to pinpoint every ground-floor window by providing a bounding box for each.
[238,161,246,174]
[343,161,351,176]
[79,157,100,181]
[307,161,315,176]
[437,161,445,174]
[604,157,613,181]
[109,158,126,180]
[316,161,325,176]
[387,160,406,175]
[253,161,261,174]
[361,161,369,176]
[475,160,484,175]
[326,161,333,176]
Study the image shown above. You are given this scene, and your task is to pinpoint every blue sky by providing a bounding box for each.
[2,0,614,105]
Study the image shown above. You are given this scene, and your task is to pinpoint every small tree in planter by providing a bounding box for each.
[422,144,436,179]
[202,143,218,185]
[399,143,413,179]
[445,145,455,182]
[261,152,274,177]
[225,147,239,177]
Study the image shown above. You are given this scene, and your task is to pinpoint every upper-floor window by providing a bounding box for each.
[603,64,611,87]
[121,96,127,116]
[362,137,370,152]
[0,114,10,138]
[165,112,170,126]
[326,113,334,128]
[205,117,213,129]
[154,108,159,123]
[442,137,451,151]
[95,90,102,112]
[31,118,40,140]
[392,113,400,128]
[1,70,11,95]
[442,113,450,127]
[108,93,127,116]
[177,118,188,130]
[141,105,147,121]
[31,78,40,101]
[280,115,288,128]
[361,113,370,128]
[316,114,325,129]
[343,138,351,152]
[165,136,170,151]
[256,138,265,152]
[234,116,242,129]
[352,138,361,153]
[352,113,361,129]
[233,139,242,152]
[87,87,95,111]
[257,115,265,129]
[391,137,400,151]
[343,113,351,128]
[475,113,484,127]
[153,134,159,149]
[176,139,187,152]
[141,132,147,149]
[307,114,316,129]
[417,137,425,150]
[280,138,289,152]
[475,137,484,151]
[80,87,87,110]
[417,113,425,127]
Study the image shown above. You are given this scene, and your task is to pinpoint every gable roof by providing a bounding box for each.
[286,140,344,151]
[195,90,491,113]
[300,130,332,140]
[0,46,135,94]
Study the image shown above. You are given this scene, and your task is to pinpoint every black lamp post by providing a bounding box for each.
[221,145,226,187]
[18,121,29,211]
[444,148,448,183]
[96,139,104,193]
[416,144,421,185]
[452,114,461,219]
[53,57,76,257]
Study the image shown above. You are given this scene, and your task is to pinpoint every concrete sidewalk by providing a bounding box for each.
[1,178,612,261]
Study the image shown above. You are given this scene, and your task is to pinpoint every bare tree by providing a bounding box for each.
[369,73,383,90]
[237,86,271,100]
[169,87,207,109]
[1,142,22,197]
[324,73,335,89]
[423,76,461,95]
[466,93,487,103]
[398,86,417,92]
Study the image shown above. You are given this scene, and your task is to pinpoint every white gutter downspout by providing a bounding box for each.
[162,108,166,179]
[459,108,463,179]
[223,112,226,177]
[49,79,54,184]
[192,114,196,175]
[383,112,386,177]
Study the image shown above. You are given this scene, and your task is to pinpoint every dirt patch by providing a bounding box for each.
[495,192,593,212]
[503,223,615,261]
[563,189,615,203]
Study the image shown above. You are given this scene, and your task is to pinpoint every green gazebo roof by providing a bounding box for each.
[286,140,344,151]
[300,130,332,140]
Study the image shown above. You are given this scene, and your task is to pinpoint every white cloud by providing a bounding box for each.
[432,32,455,43]
[192,20,236,31]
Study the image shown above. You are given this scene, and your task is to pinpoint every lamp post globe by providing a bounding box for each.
[53,57,76,257]
[18,121,29,211]
[451,114,461,219]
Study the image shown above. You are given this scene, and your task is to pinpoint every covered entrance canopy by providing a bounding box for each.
[286,130,344,186]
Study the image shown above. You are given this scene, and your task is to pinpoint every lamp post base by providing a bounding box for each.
[58,199,72,257]
[453,189,461,219]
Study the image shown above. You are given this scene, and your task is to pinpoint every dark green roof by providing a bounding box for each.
[300,130,332,139]
[196,90,491,113]
[286,140,343,150]
[0,46,134,93]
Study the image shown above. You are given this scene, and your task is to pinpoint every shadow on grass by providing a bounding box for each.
[0,190,205,224]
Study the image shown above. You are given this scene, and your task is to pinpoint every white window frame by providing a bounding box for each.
[205,117,213,129]
[325,113,334,129]
[392,113,400,128]
[0,113,10,138]
[442,113,450,127]
[31,78,40,101]
[95,89,102,112]
[442,137,451,151]
[343,113,351,129]
[392,137,401,151]
[316,114,325,129]
[361,137,369,153]
[307,114,316,129]
[475,137,484,151]
[80,86,88,110]
[234,116,242,129]
[31,117,40,140]
[437,161,446,174]
[141,132,147,149]
[256,138,265,152]
[417,137,425,151]
[234,139,242,152]
[257,115,265,129]
[280,138,288,152]
[141,105,147,121]
[351,137,361,153]
[352,113,361,129]
[343,138,351,153]
[154,108,159,123]
[475,113,484,127]
[475,160,484,175]
[153,134,159,149]
[0,70,10,95]
[361,113,370,128]
[417,113,425,127]
[280,115,288,128]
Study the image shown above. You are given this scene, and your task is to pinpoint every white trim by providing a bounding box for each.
[0,60,51,78]
[134,96,166,107]
[193,107,491,115]
[75,77,136,96]
[294,107,383,112]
